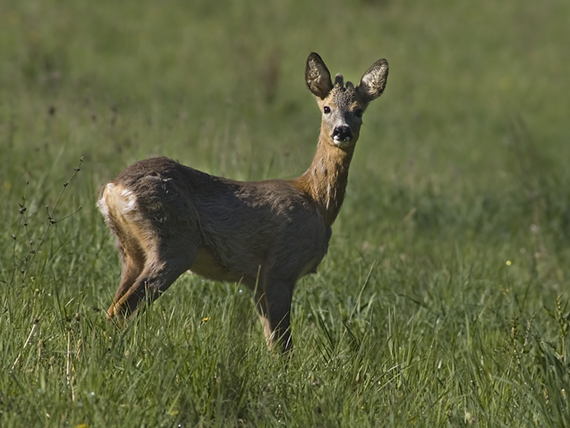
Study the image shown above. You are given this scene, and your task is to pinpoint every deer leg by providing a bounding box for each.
[109,244,198,320]
[107,246,145,319]
[256,274,295,352]
[254,286,272,348]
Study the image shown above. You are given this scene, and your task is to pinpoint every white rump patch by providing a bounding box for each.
[97,183,139,220]
[96,184,111,218]
[118,186,138,213]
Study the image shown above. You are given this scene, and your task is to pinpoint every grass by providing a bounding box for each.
[1,0,570,426]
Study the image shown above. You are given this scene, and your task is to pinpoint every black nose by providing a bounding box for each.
[332,125,352,141]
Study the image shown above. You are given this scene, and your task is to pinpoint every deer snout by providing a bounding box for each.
[332,125,352,143]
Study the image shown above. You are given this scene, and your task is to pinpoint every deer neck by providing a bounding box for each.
[291,131,355,226]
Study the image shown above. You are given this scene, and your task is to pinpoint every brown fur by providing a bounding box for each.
[97,53,389,352]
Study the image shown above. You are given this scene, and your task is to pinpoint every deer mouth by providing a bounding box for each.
[332,135,354,148]
[331,124,353,147]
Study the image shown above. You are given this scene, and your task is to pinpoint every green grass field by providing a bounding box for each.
[2,0,570,426]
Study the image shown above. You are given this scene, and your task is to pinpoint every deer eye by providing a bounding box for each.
[323,106,331,114]
[354,108,363,118]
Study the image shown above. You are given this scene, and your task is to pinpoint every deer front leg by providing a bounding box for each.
[255,274,295,353]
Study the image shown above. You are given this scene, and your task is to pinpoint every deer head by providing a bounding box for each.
[305,52,389,149]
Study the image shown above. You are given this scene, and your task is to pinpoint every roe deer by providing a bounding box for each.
[98,52,389,352]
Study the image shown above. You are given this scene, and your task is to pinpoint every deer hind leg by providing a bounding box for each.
[255,272,295,352]
[99,185,147,319]
[100,183,199,320]
[108,223,200,319]
[107,231,146,318]
[111,248,196,319]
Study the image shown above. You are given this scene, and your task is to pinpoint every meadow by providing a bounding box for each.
[1,0,570,426]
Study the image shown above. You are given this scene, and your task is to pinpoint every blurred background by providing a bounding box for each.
[2,1,567,170]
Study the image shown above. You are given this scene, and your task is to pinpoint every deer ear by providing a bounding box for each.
[305,52,333,99]
[358,59,389,103]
